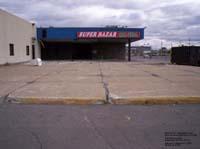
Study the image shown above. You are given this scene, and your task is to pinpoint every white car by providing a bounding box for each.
[143,54,150,58]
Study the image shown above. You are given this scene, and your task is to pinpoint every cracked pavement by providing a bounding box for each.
[0,61,200,104]
[0,104,200,149]
[0,60,200,148]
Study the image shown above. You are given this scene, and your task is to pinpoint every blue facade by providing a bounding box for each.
[37,27,144,40]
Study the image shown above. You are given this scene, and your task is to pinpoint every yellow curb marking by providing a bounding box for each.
[112,97,200,105]
[9,97,200,105]
[20,97,105,105]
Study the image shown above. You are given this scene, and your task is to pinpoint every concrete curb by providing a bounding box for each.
[4,96,200,105]
[112,97,200,105]
[6,97,106,105]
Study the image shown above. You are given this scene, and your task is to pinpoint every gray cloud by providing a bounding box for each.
[0,0,200,49]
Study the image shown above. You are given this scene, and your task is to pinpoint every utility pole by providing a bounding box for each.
[188,38,191,46]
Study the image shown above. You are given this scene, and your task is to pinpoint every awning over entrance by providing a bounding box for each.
[37,27,144,41]
[37,27,145,60]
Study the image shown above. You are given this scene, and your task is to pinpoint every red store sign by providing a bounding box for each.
[77,31,140,38]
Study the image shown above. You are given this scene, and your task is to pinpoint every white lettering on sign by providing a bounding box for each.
[79,32,97,38]
[78,32,117,38]
[77,31,140,38]
[98,32,117,38]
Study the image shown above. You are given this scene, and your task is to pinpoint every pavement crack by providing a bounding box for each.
[117,126,133,146]
[175,67,200,75]
[84,115,114,149]
[151,73,160,77]
[2,94,10,103]
[149,72,173,83]
[3,92,21,103]
[98,63,111,104]
[150,72,173,83]
[29,131,43,149]
[22,129,43,149]
[3,72,51,103]
[126,63,173,83]
[27,72,50,84]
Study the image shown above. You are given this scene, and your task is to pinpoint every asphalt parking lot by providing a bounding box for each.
[0,59,200,104]
[0,104,200,149]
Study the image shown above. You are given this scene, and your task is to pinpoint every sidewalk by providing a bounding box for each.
[0,61,200,104]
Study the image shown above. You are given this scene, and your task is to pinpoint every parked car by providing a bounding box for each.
[143,54,150,58]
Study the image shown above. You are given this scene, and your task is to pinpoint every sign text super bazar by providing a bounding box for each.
[77,32,140,38]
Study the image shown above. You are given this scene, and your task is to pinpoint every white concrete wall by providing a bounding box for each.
[0,9,40,64]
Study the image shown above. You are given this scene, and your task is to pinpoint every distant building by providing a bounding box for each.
[158,47,170,56]
[151,50,159,56]
[126,46,151,56]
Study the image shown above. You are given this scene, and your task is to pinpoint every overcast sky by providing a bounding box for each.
[1,0,200,49]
